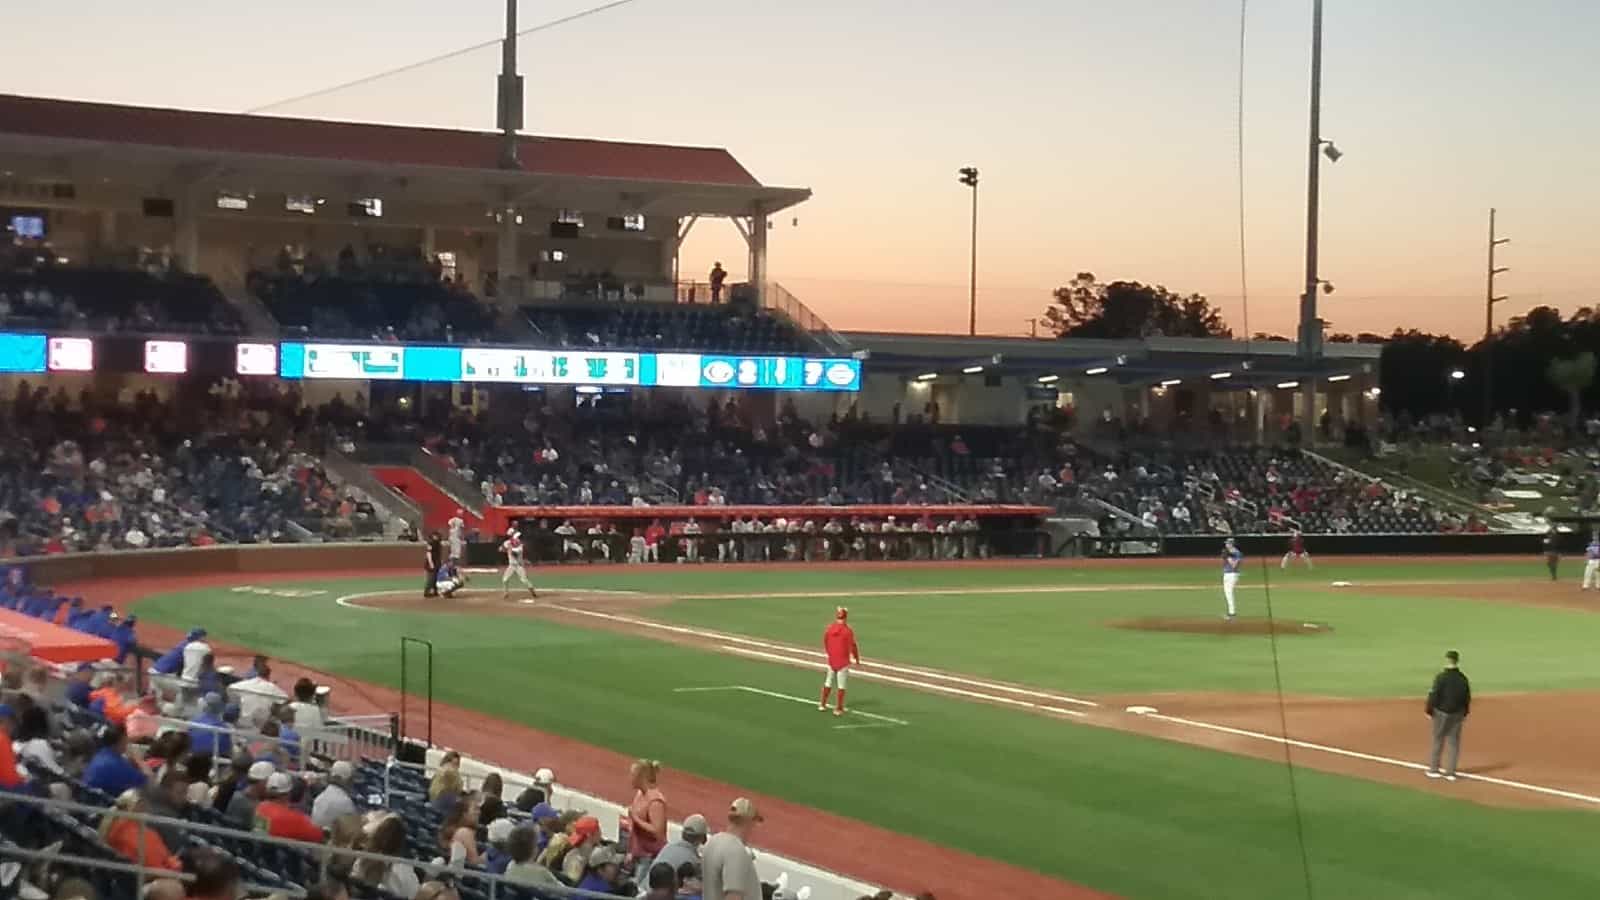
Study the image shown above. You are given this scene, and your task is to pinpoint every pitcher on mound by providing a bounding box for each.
[820,607,861,717]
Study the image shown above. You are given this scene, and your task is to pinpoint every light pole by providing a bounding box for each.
[958,166,979,336]
[1449,367,1465,416]
[1483,208,1510,426]
[1297,0,1342,444]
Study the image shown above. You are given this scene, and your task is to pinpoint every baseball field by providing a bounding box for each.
[109,556,1600,899]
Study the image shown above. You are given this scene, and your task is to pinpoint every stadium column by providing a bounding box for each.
[497,203,521,304]
[422,226,437,259]
[174,191,201,274]
[747,202,768,307]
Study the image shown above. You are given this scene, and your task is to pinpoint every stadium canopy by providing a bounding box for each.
[0,93,810,219]
[839,332,1380,387]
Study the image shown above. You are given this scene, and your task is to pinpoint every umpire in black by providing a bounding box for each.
[1425,649,1471,781]
[423,532,444,598]
[1543,527,1560,581]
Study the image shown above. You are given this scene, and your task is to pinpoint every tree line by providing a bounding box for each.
[1044,273,1597,424]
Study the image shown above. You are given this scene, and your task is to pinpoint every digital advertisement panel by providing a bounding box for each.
[143,340,189,374]
[0,333,47,374]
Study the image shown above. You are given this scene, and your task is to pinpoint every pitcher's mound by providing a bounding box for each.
[1112,616,1334,636]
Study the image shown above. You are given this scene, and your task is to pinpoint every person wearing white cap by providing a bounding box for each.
[223,760,275,828]
[312,761,358,829]
[702,798,763,900]
[483,818,516,875]
[255,771,324,843]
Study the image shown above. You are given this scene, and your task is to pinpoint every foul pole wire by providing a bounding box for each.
[1259,558,1316,899]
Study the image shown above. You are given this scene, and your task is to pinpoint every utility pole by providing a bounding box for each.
[1298,0,1340,445]
[958,167,980,335]
[496,0,524,170]
[1026,317,1040,338]
[1483,208,1510,426]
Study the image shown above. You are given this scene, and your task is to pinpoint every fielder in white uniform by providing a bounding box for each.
[1582,534,1599,591]
[1222,539,1243,620]
[447,510,466,561]
[501,529,537,599]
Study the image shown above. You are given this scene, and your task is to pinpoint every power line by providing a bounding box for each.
[1236,0,1251,349]
[245,0,645,114]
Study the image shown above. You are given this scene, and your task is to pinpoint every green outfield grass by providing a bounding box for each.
[129,560,1600,899]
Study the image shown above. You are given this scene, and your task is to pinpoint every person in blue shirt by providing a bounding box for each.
[274,707,302,767]
[82,725,148,798]
[1221,538,1243,621]
[576,845,626,896]
[194,653,223,698]
[188,693,232,760]
[151,629,204,676]
[63,664,95,708]
[59,597,83,626]
[111,617,139,664]
[87,606,116,637]
[67,603,95,631]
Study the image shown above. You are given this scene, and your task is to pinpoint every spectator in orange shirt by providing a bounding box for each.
[101,789,182,872]
[0,704,25,791]
[90,673,137,726]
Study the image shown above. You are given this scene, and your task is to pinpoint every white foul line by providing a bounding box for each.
[721,645,1088,719]
[1130,709,1600,807]
[674,685,908,727]
[549,604,1097,709]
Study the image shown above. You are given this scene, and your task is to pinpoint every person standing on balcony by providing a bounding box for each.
[708,263,726,304]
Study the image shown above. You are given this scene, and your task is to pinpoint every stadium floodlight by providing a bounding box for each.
[1210,371,1232,380]
[1037,375,1060,384]
[1327,374,1351,382]
[1085,366,1109,376]
[915,372,938,382]
[1277,381,1300,389]
[1160,378,1181,387]
[1322,140,1344,163]
[1450,369,1466,381]
[962,365,984,374]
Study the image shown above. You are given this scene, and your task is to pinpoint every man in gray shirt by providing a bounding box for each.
[701,799,763,900]
[224,761,275,828]
[651,813,708,877]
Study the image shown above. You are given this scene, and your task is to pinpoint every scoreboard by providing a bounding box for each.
[0,332,863,393]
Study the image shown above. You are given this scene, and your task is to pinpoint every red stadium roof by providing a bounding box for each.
[0,93,763,187]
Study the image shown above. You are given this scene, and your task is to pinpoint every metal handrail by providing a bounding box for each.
[0,792,620,900]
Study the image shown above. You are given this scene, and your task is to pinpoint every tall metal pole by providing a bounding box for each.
[968,178,979,336]
[497,0,523,170]
[1298,0,1325,444]
[1483,208,1510,425]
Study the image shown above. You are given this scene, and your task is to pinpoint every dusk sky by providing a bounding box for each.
[5,1,1595,339]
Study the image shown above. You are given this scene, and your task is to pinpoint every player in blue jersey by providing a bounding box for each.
[1221,538,1242,620]
[1583,532,1599,591]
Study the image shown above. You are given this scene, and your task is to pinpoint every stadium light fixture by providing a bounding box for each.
[1277,381,1300,389]
[1327,374,1351,382]
[1160,378,1182,387]
[1210,371,1232,380]
[916,372,938,382]
[1037,375,1060,384]
[1450,368,1466,381]
[962,365,984,374]
[1085,366,1109,376]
